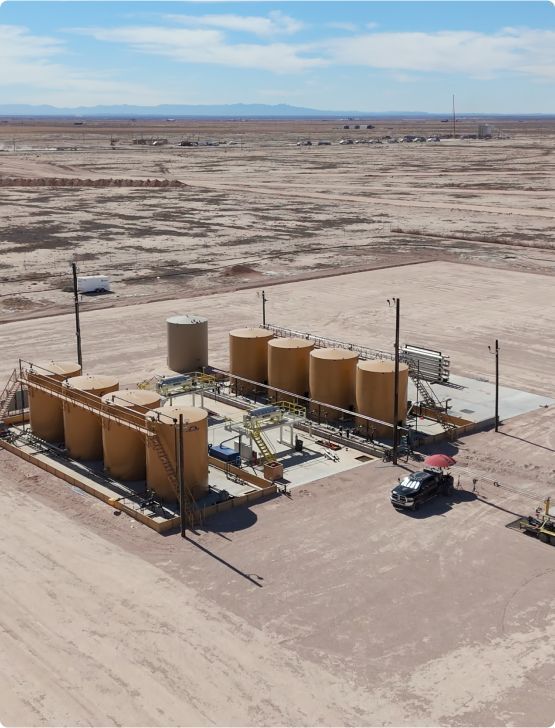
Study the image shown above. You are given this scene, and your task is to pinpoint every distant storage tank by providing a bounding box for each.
[229,328,274,395]
[101,389,160,481]
[268,337,314,401]
[146,405,208,503]
[356,360,409,436]
[167,314,208,373]
[309,348,358,419]
[62,375,119,460]
[28,361,81,442]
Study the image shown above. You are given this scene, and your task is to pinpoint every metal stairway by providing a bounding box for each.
[0,369,20,420]
[251,427,275,463]
[412,376,441,410]
[148,432,198,528]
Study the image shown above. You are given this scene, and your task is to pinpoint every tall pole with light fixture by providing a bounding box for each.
[392,297,400,465]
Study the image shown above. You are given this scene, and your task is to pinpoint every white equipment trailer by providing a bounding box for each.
[77,275,111,293]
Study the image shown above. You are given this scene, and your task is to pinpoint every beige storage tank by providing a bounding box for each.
[356,360,409,436]
[62,375,119,460]
[268,337,314,401]
[167,314,208,373]
[309,348,358,419]
[28,361,81,442]
[101,389,161,481]
[229,327,274,395]
[146,405,208,503]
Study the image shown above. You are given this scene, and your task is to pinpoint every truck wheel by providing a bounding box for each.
[539,533,549,543]
[411,502,419,512]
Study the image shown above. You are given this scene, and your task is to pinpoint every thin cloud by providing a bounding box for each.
[324,28,555,80]
[0,24,160,105]
[164,10,303,37]
[74,25,326,73]
[326,22,358,33]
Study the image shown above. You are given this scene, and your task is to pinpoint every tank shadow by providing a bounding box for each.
[199,506,258,534]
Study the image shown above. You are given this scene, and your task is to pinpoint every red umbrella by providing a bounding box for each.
[424,454,456,468]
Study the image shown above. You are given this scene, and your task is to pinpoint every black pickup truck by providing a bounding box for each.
[390,470,453,511]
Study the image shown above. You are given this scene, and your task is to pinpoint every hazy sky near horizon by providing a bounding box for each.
[0,1,554,112]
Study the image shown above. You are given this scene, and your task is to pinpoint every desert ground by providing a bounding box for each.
[0,118,554,726]
[0,118,554,321]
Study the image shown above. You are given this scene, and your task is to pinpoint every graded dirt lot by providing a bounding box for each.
[0,118,554,321]
[0,406,553,726]
[1,118,554,727]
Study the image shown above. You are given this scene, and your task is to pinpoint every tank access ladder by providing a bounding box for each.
[147,430,199,529]
[0,369,20,420]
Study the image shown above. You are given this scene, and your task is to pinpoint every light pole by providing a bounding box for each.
[488,339,500,432]
[388,297,400,464]
[260,290,268,327]
[71,262,83,367]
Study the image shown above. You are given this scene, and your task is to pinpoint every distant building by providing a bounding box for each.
[478,124,494,139]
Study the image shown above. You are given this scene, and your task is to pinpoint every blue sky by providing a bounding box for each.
[0,2,554,111]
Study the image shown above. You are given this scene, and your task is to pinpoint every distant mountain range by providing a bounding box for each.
[0,103,551,119]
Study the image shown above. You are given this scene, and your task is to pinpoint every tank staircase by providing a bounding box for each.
[147,431,198,529]
[0,369,19,421]
[411,377,457,433]
[250,427,276,464]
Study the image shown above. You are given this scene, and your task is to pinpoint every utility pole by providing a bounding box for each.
[489,339,500,432]
[452,94,456,139]
[261,290,268,327]
[71,262,83,368]
[178,414,186,538]
[392,297,400,465]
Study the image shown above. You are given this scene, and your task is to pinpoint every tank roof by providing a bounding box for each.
[166,314,208,325]
[101,389,160,408]
[230,327,273,339]
[310,347,359,361]
[64,374,119,391]
[147,404,207,425]
[36,361,81,377]
[269,337,314,350]
[358,360,409,373]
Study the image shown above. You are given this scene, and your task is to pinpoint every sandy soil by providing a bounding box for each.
[1,118,554,727]
[1,261,553,397]
[1,119,554,320]
[0,404,553,726]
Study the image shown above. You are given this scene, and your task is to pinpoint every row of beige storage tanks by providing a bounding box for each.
[27,362,208,503]
[229,328,409,435]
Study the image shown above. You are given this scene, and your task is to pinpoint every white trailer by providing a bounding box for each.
[77,275,111,293]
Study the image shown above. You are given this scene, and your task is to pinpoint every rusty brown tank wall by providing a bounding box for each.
[229,328,274,396]
[268,338,314,401]
[309,348,358,420]
[167,314,208,373]
[28,361,81,442]
[62,375,119,460]
[101,390,160,481]
[356,360,409,436]
[146,405,208,503]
